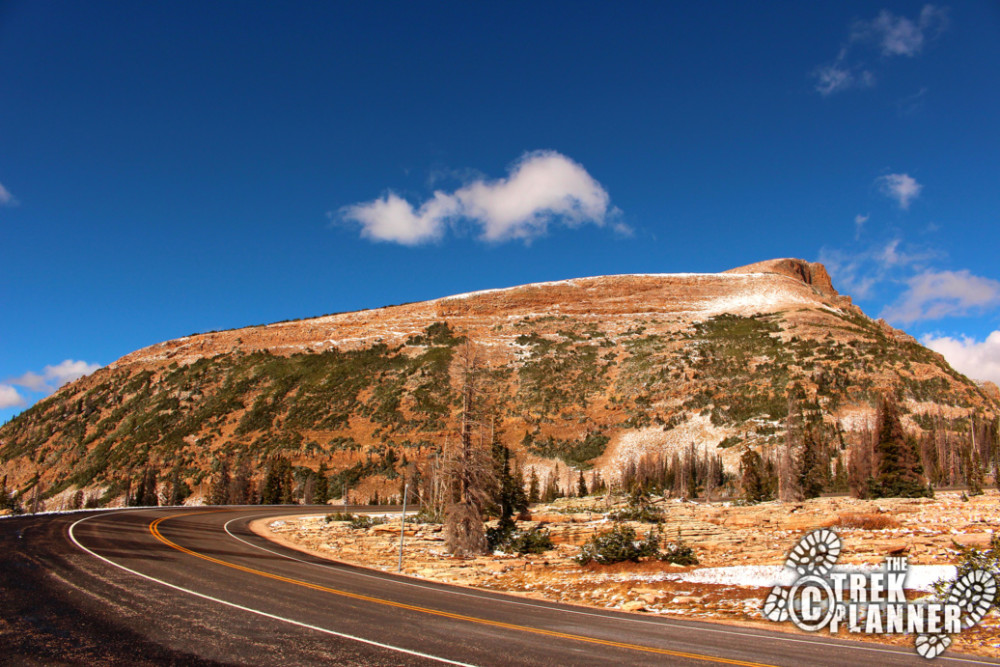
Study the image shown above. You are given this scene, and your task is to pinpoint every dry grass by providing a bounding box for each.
[829,512,901,530]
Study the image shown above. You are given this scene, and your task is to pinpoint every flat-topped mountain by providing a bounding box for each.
[2,258,995,505]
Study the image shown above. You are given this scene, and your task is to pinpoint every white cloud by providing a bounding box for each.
[921,331,1000,385]
[813,59,875,96]
[881,269,1000,324]
[0,385,24,409]
[877,173,922,209]
[819,238,937,300]
[819,247,879,299]
[814,6,946,95]
[9,359,101,394]
[0,182,17,207]
[814,62,856,96]
[878,238,937,268]
[854,6,948,57]
[339,151,616,244]
[340,191,457,245]
[897,87,929,116]
[854,213,869,239]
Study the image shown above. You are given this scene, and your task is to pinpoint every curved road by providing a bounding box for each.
[0,507,996,666]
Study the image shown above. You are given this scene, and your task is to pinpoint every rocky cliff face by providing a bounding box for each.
[1,258,995,504]
[725,258,842,300]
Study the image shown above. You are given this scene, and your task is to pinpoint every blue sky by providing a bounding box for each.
[2,1,999,420]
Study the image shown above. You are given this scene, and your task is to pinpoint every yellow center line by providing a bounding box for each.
[150,512,774,667]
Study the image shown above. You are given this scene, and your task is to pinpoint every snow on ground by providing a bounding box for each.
[439,272,757,302]
[702,281,813,317]
[837,408,874,432]
[601,415,740,479]
[590,564,957,592]
[442,279,578,301]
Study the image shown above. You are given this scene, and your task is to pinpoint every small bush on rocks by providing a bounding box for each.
[832,512,901,530]
[659,536,699,565]
[575,523,700,566]
[350,515,387,529]
[574,523,660,565]
[607,487,664,523]
[488,523,554,554]
[932,533,1000,610]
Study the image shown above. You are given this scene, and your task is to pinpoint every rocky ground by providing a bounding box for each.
[258,490,1000,659]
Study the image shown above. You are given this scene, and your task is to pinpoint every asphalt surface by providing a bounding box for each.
[1,506,997,666]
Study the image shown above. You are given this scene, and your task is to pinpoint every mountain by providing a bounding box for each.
[2,258,996,506]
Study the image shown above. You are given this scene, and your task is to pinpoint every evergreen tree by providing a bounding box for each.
[210,458,231,506]
[527,469,541,504]
[511,462,527,517]
[763,455,779,500]
[577,470,588,498]
[0,475,23,515]
[139,468,159,506]
[871,396,931,498]
[542,474,560,502]
[130,473,144,507]
[231,455,253,505]
[279,458,295,504]
[168,466,190,506]
[260,458,283,504]
[832,454,849,493]
[315,462,330,504]
[123,477,134,507]
[409,463,424,508]
[798,428,827,499]
[967,447,985,496]
[593,471,607,495]
[739,448,773,503]
[685,443,701,498]
[495,446,518,531]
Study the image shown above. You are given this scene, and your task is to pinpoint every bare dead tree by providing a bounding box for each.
[30,478,44,514]
[848,419,875,498]
[442,342,496,556]
[779,394,804,502]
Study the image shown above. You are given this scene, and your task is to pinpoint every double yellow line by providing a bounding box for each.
[150,512,773,666]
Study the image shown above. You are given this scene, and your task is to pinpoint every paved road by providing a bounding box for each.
[1,507,996,666]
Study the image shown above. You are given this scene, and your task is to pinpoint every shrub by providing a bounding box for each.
[486,521,514,551]
[325,512,387,529]
[659,535,698,565]
[350,515,387,529]
[932,534,1000,614]
[574,524,660,565]
[509,528,554,554]
[607,505,664,523]
[832,512,901,530]
[414,506,443,524]
[487,523,554,554]
[607,487,665,523]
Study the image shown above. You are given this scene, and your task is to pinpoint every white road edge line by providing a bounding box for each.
[226,513,998,666]
[68,511,476,667]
